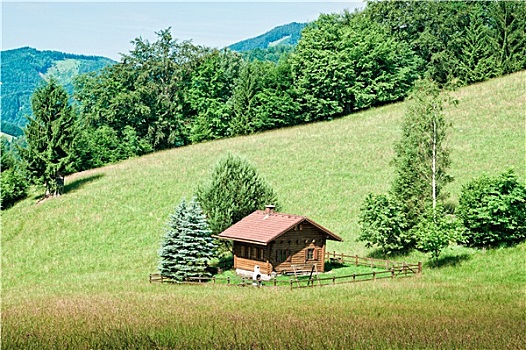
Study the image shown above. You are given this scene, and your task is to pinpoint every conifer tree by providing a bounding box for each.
[158,197,216,281]
[196,153,279,235]
[20,78,77,197]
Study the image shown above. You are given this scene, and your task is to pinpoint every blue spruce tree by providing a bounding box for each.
[158,197,216,281]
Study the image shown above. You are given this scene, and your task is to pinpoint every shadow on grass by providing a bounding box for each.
[426,253,471,269]
[31,174,105,202]
[324,261,346,273]
[64,174,104,194]
[366,248,412,260]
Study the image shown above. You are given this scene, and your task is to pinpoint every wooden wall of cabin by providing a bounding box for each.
[269,222,326,273]
[233,242,272,274]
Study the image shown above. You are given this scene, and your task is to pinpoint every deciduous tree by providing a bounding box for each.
[392,79,453,225]
[360,79,454,253]
[358,193,411,255]
[291,11,421,121]
[187,49,242,143]
[457,170,526,247]
[1,140,28,209]
[75,28,209,151]
[413,205,465,261]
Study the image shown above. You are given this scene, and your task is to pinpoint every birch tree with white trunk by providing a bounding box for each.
[392,79,454,225]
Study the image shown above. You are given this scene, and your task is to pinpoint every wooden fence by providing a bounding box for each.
[325,251,421,272]
[149,252,422,290]
[149,274,292,287]
[290,265,420,290]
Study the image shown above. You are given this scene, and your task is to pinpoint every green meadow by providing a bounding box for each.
[2,72,525,349]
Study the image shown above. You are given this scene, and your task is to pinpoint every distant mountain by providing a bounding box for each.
[1,24,306,135]
[0,47,115,136]
[229,22,307,52]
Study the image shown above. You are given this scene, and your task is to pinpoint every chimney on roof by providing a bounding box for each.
[265,205,275,215]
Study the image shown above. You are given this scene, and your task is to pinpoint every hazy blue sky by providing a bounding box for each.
[2,1,365,60]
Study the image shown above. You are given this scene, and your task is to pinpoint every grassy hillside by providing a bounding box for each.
[2,72,525,349]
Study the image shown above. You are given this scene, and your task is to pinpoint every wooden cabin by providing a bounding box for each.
[217,206,342,279]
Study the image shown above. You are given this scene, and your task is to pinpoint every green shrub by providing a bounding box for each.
[0,168,28,210]
[196,153,279,235]
[358,193,413,254]
[457,170,526,247]
[1,141,28,209]
[413,205,465,260]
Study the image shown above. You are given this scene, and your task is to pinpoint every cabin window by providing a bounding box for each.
[240,246,246,258]
[276,249,290,263]
[306,248,315,261]
[252,247,257,259]
[259,248,264,261]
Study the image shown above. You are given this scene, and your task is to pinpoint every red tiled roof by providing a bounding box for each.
[217,210,343,245]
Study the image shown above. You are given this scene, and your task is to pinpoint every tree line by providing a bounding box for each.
[1,1,525,208]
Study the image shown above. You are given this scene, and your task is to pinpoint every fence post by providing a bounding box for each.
[213,276,216,284]
[373,271,376,281]
[355,255,358,266]
[370,257,373,268]
[290,279,293,290]
[332,276,336,285]
[418,261,422,275]
[333,251,336,260]
[341,252,345,264]
[353,273,356,283]
[227,276,230,285]
[273,278,277,287]
[391,268,394,279]
[404,262,407,277]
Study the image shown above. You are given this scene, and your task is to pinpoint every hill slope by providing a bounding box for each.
[4,70,524,280]
[2,72,525,349]
[0,47,114,135]
[229,22,307,52]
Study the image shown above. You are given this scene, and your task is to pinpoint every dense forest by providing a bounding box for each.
[0,47,114,135]
[1,23,303,136]
[2,1,525,208]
